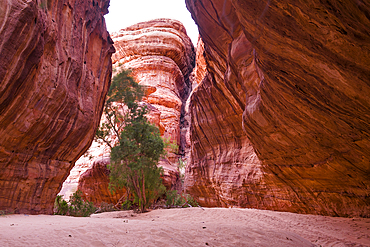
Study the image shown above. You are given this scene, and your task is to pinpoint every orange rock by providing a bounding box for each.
[0,0,114,214]
[185,0,370,217]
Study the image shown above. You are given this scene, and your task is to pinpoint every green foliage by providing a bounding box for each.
[68,190,96,217]
[165,190,198,208]
[178,158,186,170]
[109,108,166,212]
[122,199,133,210]
[95,69,145,149]
[54,195,69,215]
[96,69,167,213]
[163,136,179,154]
[96,202,117,213]
[0,209,14,216]
[107,69,144,107]
[53,191,96,217]
[186,194,199,207]
[165,190,182,206]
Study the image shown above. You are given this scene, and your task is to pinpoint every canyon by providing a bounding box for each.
[1,0,369,217]
[0,0,114,214]
[61,19,195,204]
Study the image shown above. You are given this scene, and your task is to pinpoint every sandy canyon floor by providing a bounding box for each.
[0,207,369,246]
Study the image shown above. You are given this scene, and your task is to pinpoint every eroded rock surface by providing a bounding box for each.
[0,0,114,214]
[112,19,195,149]
[185,0,370,217]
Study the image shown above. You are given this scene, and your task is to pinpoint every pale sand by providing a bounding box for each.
[0,208,369,246]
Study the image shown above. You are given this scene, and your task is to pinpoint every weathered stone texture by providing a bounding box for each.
[185,0,370,217]
[0,0,114,214]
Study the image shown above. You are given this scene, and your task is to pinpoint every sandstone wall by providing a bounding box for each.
[112,19,195,148]
[0,0,114,214]
[185,0,370,217]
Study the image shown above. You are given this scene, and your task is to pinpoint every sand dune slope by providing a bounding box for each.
[0,208,369,246]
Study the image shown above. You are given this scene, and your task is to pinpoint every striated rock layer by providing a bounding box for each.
[112,19,195,148]
[74,19,195,204]
[0,0,114,214]
[185,0,370,217]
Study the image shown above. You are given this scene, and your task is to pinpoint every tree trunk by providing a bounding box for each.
[141,169,146,212]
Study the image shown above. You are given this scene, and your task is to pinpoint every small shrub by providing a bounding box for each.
[68,190,96,217]
[0,209,14,216]
[53,191,96,217]
[122,200,133,210]
[54,195,69,215]
[185,194,199,207]
[166,190,180,206]
[165,190,198,208]
[94,202,117,214]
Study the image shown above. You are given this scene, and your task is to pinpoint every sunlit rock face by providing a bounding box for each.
[112,18,195,149]
[0,0,114,214]
[112,19,195,190]
[73,19,195,205]
[185,0,370,217]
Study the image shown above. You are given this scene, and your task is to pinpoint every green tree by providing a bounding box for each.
[109,105,166,212]
[96,69,166,213]
[95,69,144,148]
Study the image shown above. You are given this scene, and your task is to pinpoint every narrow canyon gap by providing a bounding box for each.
[2,0,369,217]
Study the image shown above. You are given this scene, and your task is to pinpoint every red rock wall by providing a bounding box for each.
[0,0,114,214]
[185,0,370,217]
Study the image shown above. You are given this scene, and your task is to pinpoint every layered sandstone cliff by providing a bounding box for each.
[112,18,195,178]
[185,0,370,217]
[0,0,114,214]
[72,19,195,204]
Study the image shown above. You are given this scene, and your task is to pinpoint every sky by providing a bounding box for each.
[105,0,199,45]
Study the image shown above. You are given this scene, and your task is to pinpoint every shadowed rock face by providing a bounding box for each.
[0,0,114,214]
[185,0,370,216]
